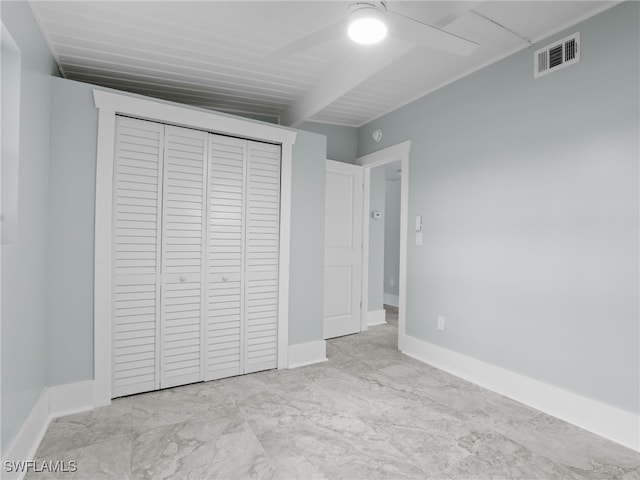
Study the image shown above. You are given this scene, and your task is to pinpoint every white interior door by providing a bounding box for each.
[206,134,245,381]
[112,116,163,397]
[324,160,364,339]
[160,125,207,389]
[205,136,281,379]
[244,141,281,373]
[112,118,283,397]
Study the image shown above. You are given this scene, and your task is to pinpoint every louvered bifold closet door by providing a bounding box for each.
[160,126,207,388]
[205,135,245,381]
[112,116,163,397]
[244,141,281,374]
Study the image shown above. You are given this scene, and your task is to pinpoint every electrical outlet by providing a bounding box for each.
[389,278,395,287]
[437,316,445,331]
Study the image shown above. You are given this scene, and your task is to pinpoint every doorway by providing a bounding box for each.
[383,162,402,325]
[364,161,401,328]
[358,141,410,351]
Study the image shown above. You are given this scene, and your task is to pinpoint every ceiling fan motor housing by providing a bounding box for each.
[348,2,387,16]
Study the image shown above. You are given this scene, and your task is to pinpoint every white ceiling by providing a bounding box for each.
[29,1,619,127]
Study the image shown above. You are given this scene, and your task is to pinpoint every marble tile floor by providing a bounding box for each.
[28,307,640,479]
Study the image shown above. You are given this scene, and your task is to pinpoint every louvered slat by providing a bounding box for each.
[160,125,207,388]
[205,134,245,380]
[112,116,163,397]
[244,141,280,374]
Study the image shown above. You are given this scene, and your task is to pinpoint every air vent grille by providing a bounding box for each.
[565,38,576,61]
[534,32,580,78]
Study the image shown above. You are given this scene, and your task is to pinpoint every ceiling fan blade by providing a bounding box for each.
[388,12,479,56]
[267,21,347,60]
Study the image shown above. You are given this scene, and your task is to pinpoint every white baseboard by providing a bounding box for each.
[1,390,50,480]
[48,380,95,418]
[367,309,386,327]
[288,340,327,369]
[402,335,639,452]
[383,293,399,307]
[1,381,95,480]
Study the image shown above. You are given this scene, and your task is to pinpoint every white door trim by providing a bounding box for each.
[361,168,371,333]
[93,90,297,407]
[357,141,411,350]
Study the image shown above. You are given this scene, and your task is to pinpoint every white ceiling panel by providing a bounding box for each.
[29,0,620,127]
[446,11,528,51]
[473,1,587,41]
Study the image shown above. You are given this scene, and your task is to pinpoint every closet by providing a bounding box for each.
[112,116,281,398]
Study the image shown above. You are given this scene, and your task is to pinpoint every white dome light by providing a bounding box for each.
[347,6,387,45]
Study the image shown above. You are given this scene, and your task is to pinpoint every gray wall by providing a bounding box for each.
[299,121,358,164]
[1,1,58,452]
[368,166,386,311]
[384,179,401,303]
[47,78,97,386]
[289,131,327,343]
[358,2,639,414]
[46,78,327,386]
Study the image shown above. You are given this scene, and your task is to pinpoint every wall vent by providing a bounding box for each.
[534,32,580,78]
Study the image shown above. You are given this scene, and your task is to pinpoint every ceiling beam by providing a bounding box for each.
[280,38,414,127]
[433,1,485,28]
[387,1,484,29]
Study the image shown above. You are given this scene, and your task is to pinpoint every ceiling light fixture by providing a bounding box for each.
[347,3,388,45]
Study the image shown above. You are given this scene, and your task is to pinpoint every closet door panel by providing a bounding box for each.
[113,119,284,396]
[112,116,163,397]
[205,135,245,381]
[244,141,281,374]
[160,126,207,388]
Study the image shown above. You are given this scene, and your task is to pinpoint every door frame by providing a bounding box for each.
[93,90,297,407]
[357,141,411,351]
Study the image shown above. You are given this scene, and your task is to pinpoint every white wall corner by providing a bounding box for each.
[1,381,95,479]
[288,340,327,369]
[367,309,387,327]
[402,334,640,452]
